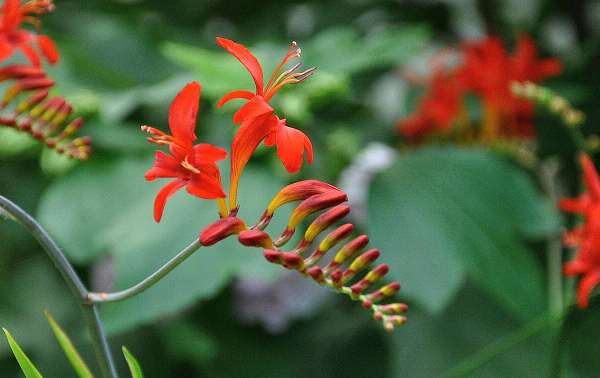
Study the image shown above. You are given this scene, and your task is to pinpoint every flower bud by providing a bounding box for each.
[199,217,246,246]
[350,264,389,294]
[325,235,369,273]
[304,223,354,267]
[365,282,401,304]
[265,180,341,217]
[342,248,380,284]
[238,229,273,248]
[303,204,350,243]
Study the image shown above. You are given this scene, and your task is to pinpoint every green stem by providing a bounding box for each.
[0,195,118,378]
[87,239,202,303]
[539,159,564,315]
[442,312,563,377]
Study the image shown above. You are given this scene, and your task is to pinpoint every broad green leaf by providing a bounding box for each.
[3,328,43,378]
[44,310,94,378]
[38,156,288,333]
[368,147,558,319]
[391,285,555,377]
[0,128,37,157]
[122,347,143,378]
[555,299,600,376]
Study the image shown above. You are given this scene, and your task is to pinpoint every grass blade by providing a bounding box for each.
[2,328,43,378]
[44,310,94,378]
[122,346,144,378]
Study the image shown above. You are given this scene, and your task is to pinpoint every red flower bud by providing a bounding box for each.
[265,180,341,217]
[199,217,246,246]
[238,229,273,248]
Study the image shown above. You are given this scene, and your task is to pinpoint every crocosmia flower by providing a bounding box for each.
[398,34,562,142]
[0,0,59,66]
[560,154,600,308]
[143,81,227,222]
[216,37,315,209]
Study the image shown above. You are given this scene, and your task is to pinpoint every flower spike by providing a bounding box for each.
[239,179,408,332]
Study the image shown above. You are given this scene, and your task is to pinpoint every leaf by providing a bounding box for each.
[44,310,94,378]
[555,299,600,376]
[38,156,288,333]
[2,328,43,378]
[368,147,557,319]
[122,347,144,378]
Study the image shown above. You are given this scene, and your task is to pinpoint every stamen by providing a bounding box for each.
[264,41,303,92]
[181,158,200,174]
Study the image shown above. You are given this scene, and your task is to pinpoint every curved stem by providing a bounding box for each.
[0,195,118,378]
[87,239,202,304]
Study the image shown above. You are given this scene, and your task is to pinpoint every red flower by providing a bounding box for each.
[0,0,59,66]
[398,35,562,142]
[458,35,562,138]
[216,37,315,209]
[143,81,227,222]
[560,154,600,308]
[398,69,464,141]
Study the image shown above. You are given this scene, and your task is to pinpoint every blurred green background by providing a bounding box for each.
[2,0,600,376]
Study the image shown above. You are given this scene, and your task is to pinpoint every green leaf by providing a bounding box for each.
[122,347,143,378]
[2,328,43,378]
[368,147,557,319]
[38,156,288,333]
[44,310,94,378]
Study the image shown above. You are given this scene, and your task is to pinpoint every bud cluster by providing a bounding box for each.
[511,81,585,128]
[0,65,90,159]
[237,180,408,332]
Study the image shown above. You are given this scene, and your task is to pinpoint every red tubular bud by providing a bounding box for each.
[264,249,282,264]
[3,77,54,106]
[303,204,350,243]
[304,223,354,267]
[365,282,401,304]
[0,115,16,127]
[325,235,369,273]
[265,180,342,216]
[342,248,380,284]
[199,216,246,246]
[280,252,304,270]
[384,315,407,332]
[16,90,49,114]
[238,229,273,248]
[330,269,343,287]
[306,266,324,283]
[0,65,45,81]
[351,264,389,294]
[377,303,408,314]
[287,191,347,230]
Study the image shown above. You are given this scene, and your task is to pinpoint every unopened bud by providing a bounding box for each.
[265,180,342,217]
[351,264,389,294]
[326,235,369,272]
[304,223,354,267]
[199,217,246,246]
[342,248,380,283]
[238,229,273,248]
[304,204,350,243]
[365,282,401,304]
[287,191,347,230]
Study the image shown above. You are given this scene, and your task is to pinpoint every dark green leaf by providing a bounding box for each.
[2,328,43,378]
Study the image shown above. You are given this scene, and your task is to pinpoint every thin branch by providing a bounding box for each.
[0,195,118,378]
[87,239,202,304]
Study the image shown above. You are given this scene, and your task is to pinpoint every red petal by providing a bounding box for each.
[232,95,273,124]
[145,151,181,181]
[2,0,21,32]
[0,37,14,61]
[153,179,186,222]
[186,172,226,199]
[169,81,201,147]
[216,37,264,95]
[559,197,589,214]
[229,113,274,206]
[275,124,314,173]
[577,271,600,308]
[580,154,600,200]
[192,143,227,165]
[37,35,59,65]
[217,89,255,108]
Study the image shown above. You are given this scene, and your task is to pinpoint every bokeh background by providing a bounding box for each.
[2,0,600,376]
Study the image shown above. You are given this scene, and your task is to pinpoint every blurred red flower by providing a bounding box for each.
[560,154,600,308]
[0,0,59,66]
[143,81,227,222]
[398,35,562,142]
[216,37,315,208]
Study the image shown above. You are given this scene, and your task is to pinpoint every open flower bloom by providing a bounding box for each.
[216,37,315,209]
[398,35,562,142]
[560,154,600,308]
[0,0,59,66]
[143,81,227,222]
